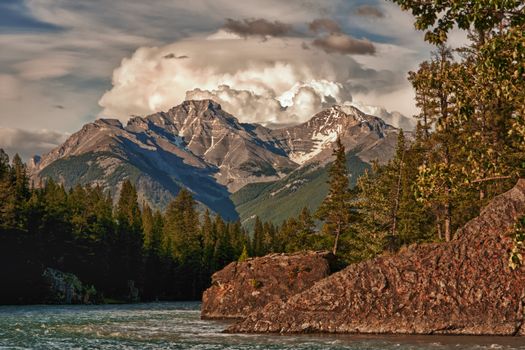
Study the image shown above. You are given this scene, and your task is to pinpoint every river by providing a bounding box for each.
[0,302,523,349]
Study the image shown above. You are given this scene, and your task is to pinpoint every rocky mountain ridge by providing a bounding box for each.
[30,100,399,219]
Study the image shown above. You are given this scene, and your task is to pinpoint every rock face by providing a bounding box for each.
[273,105,397,165]
[201,251,332,320]
[42,268,98,304]
[229,179,525,335]
[30,100,399,221]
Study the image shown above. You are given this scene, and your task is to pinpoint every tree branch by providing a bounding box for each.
[471,175,512,184]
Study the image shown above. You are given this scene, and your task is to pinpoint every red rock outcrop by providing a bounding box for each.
[201,251,332,319]
[229,179,525,335]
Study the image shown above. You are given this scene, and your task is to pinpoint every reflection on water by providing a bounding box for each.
[0,302,523,350]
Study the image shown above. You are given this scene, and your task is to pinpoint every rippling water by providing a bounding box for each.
[0,302,524,350]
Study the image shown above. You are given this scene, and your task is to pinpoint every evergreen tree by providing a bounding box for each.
[316,137,354,255]
[0,150,13,230]
[238,245,249,262]
[252,216,264,256]
[141,202,155,250]
[201,209,216,273]
[213,215,232,269]
[114,180,144,297]
[0,154,30,230]
[284,207,316,252]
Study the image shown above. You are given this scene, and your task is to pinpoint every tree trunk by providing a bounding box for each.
[437,220,443,241]
[391,150,405,239]
[444,199,452,242]
[333,226,341,256]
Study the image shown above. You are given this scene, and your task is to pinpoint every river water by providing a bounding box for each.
[0,302,523,350]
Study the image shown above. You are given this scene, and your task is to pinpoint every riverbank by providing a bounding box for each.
[1,302,525,350]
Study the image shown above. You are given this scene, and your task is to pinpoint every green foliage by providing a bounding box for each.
[509,216,525,270]
[0,156,250,303]
[249,278,263,289]
[3,0,525,302]
[232,154,369,229]
[389,0,525,44]
[39,152,106,188]
[316,137,356,255]
[238,245,249,262]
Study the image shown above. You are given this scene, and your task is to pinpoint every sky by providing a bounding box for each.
[0,0,446,160]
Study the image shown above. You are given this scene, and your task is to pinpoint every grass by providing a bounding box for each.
[232,153,370,230]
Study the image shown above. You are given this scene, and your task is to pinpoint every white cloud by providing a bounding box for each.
[0,127,69,160]
[0,0,444,161]
[99,35,413,127]
[349,101,416,130]
[14,54,78,80]
[0,74,21,100]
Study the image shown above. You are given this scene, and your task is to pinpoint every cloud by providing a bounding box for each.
[355,5,385,18]
[222,18,292,38]
[0,74,20,100]
[98,35,412,128]
[307,17,377,56]
[14,53,78,80]
[349,101,415,130]
[313,33,376,55]
[185,80,345,126]
[309,18,341,33]
[0,0,432,161]
[0,127,68,160]
[186,85,284,124]
[163,53,189,59]
[0,0,62,32]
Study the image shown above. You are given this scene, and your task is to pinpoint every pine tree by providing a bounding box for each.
[2,154,30,230]
[142,202,154,250]
[114,180,144,297]
[397,124,435,244]
[200,209,215,272]
[284,207,316,252]
[252,216,264,256]
[316,137,354,255]
[238,245,249,262]
[409,45,463,242]
[0,150,13,230]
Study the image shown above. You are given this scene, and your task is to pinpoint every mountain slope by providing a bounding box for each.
[232,105,399,226]
[31,100,400,223]
[32,100,298,220]
[272,105,397,165]
[231,153,371,228]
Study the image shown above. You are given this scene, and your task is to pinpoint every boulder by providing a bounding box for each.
[201,251,332,319]
[229,179,525,335]
[42,268,98,304]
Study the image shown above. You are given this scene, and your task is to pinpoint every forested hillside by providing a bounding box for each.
[1,0,523,305]
[0,151,249,303]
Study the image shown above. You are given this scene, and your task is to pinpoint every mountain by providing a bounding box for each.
[232,105,398,226]
[30,100,399,222]
[273,104,397,165]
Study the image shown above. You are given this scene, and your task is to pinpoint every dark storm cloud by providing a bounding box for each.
[355,5,385,18]
[308,18,341,33]
[163,53,189,59]
[313,33,376,55]
[223,18,292,38]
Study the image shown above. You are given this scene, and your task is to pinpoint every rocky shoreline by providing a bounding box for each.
[201,251,333,319]
[203,180,525,335]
